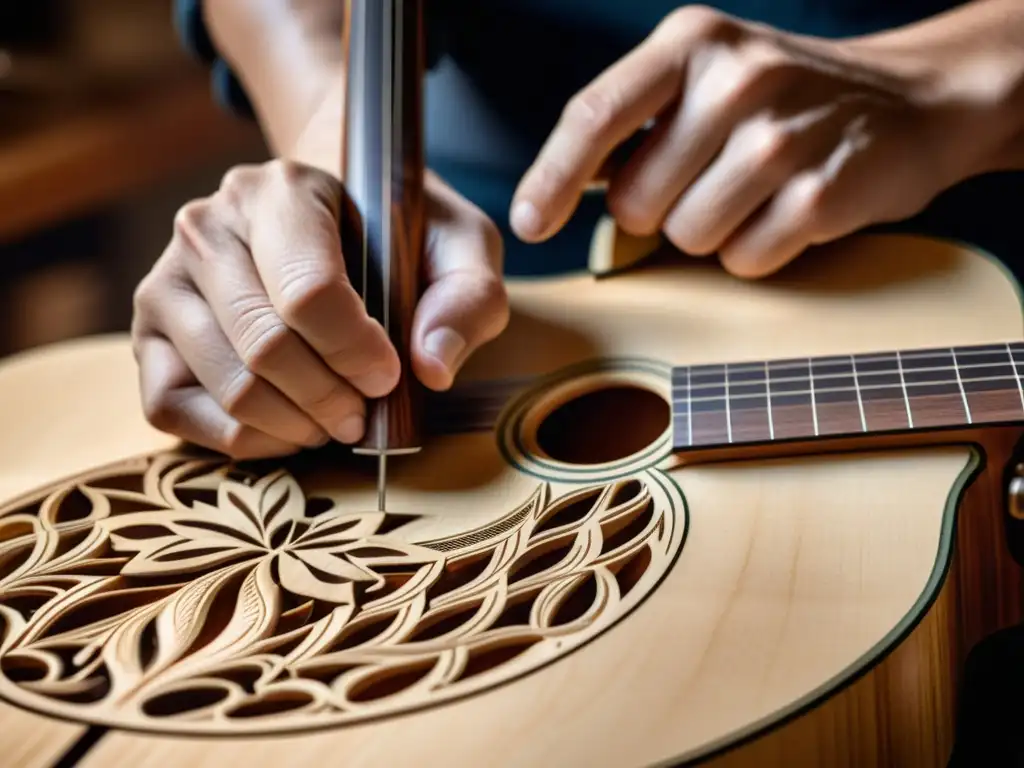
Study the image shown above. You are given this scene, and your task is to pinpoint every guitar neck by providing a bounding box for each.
[670,340,1024,451]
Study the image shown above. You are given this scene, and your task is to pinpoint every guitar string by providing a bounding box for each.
[377,0,396,511]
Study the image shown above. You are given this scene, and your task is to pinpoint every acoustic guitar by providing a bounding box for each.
[2,2,1023,766]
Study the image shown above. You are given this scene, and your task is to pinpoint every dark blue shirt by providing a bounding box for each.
[176,0,1024,279]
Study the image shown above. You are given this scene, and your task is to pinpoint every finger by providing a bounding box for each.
[659,113,808,255]
[187,216,369,445]
[607,45,792,237]
[247,163,401,399]
[718,172,833,277]
[510,25,686,243]
[151,279,329,448]
[718,127,895,278]
[136,334,301,460]
[412,181,510,391]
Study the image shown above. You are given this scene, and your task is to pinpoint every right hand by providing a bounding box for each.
[132,160,509,459]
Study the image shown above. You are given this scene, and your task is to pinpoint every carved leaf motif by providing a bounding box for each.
[179,559,280,667]
[0,454,680,734]
[277,552,356,605]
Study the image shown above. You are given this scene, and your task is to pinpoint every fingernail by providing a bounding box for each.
[334,414,365,444]
[424,327,467,374]
[510,200,543,240]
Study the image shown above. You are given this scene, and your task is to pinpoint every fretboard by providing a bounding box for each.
[671,341,1024,450]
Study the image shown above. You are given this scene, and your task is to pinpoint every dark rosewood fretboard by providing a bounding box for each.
[671,341,1024,450]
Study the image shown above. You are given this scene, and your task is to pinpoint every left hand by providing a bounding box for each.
[510,5,976,278]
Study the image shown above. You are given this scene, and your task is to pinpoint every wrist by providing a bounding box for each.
[285,75,345,177]
[940,66,1024,176]
[843,2,1024,180]
[204,0,343,155]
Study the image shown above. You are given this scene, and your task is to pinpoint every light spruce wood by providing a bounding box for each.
[0,231,1021,766]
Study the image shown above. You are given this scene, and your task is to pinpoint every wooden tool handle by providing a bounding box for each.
[341,0,426,454]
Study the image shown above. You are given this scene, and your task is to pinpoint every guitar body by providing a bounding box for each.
[1,232,1023,767]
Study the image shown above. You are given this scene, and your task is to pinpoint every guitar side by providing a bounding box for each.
[0,232,1020,767]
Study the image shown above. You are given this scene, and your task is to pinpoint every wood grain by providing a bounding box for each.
[342,0,427,454]
[0,233,1019,766]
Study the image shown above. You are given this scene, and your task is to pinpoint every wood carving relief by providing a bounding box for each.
[0,451,685,734]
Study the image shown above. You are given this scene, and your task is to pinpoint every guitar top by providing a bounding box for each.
[0,229,1022,766]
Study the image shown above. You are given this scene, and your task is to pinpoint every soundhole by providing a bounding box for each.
[535,385,670,465]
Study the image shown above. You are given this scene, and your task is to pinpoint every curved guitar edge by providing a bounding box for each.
[0,230,1022,767]
[569,221,1024,766]
[670,433,1024,767]
[664,221,1024,766]
[651,221,1024,765]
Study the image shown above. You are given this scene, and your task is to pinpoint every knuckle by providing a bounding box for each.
[264,158,341,218]
[302,379,360,415]
[141,386,178,433]
[132,260,187,329]
[132,274,157,317]
[173,199,211,240]
[661,207,717,256]
[788,174,829,225]
[482,279,511,337]
[325,319,387,371]
[746,120,794,172]
[526,160,574,206]
[219,367,262,419]
[701,49,786,119]
[172,199,219,260]
[466,213,506,273]
[276,266,344,327]
[663,220,701,256]
[733,59,772,98]
[478,215,504,259]
[607,191,661,236]
[659,5,734,44]
[562,86,620,141]
[219,422,256,459]
[464,273,510,341]
[220,164,261,195]
[265,158,325,194]
[233,302,291,375]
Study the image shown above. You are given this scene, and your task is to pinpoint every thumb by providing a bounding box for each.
[411,187,509,391]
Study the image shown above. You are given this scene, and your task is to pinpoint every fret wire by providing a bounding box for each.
[950,347,972,424]
[851,353,866,432]
[671,341,1024,445]
[1009,341,1024,414]
[687,366,693,448]
[724,363,732,444]
[808,360,818,436]
[895,351,914,428]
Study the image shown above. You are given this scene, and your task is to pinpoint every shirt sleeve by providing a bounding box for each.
[172,0,255,119]
[172,0,450,121]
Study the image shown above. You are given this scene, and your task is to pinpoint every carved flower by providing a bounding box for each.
[101,469,443,607]
[0,453,680,735]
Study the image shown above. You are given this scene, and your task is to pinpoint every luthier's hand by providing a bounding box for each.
[132,162,508,459]
[510,4,1005,278]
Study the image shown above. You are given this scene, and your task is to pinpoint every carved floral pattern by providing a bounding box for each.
[0,453,683,735]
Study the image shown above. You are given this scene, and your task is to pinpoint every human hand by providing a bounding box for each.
[132,162,508,459]
[510,5,976,278]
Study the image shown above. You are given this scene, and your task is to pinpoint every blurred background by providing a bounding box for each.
[0,0,267,355]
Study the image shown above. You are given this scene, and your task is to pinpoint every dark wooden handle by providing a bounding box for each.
[341,0,426,454]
